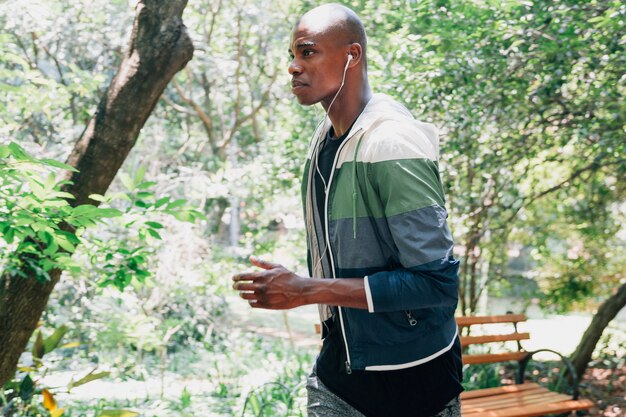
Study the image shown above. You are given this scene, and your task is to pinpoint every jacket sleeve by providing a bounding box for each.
[362,126,459,313]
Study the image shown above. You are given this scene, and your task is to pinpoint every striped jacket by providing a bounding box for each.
[302,93,460,372]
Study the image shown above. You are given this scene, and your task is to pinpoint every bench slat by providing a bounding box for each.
[461,332,530,347]
[462,351,528,365]
[465,390,570,409]
[457,314,527,326]
[460,383,541,400]
[462,399,595,417]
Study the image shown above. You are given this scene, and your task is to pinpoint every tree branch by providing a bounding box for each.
[171,78,215,139]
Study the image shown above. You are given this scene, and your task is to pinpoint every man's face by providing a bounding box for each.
[288,24,347,106]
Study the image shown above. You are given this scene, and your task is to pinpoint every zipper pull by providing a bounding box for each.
[405,310,418,326]
[345,361,352,375]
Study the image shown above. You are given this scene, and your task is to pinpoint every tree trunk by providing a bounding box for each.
[570,282,626,379]
[0,0,193,387]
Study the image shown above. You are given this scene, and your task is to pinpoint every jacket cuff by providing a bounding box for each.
[364,275,375,313]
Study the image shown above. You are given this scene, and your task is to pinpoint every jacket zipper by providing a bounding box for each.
[321,128,362,375]
[405,310,418,326]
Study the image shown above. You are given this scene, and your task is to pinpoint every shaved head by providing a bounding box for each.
[288,3,371,112]
[295,3,367,53]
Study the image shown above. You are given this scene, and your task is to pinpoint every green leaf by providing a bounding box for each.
[249,394,261,415]
[8,142,31,161]
[0,145,10,158]
[67,216,97,228]
[154,197,170,208]
[134,269,150,279]
[166,199,187,209]
[43,199,69,208]
[88,194,107,202]
[56,237,76,253]
[95,208,122,218]
[136,191,153,200]
[137,181,157,189]
[14,213,34,226]
[70,369,111,390]
[173,210,194,222]
[4,227,15,244]
[111,192,132,201]
[43,240,60,256]
[96,410,138,417]
[56,230,81,244]
[32,331,45,360]
[135,165,146,184]
[119,173,134,191]
[72,205,99,216]
[43,325,69,354]
[144,221,164,229]
[44,172,56,191]
[19,374,35,402]
[147,228,162,240]
[40,159,79,172]
[27,177,45,200]
[51,191,75,199]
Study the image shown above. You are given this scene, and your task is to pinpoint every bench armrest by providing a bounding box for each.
[516,348,582,400]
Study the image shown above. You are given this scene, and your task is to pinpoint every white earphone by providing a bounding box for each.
[324,53,353,118]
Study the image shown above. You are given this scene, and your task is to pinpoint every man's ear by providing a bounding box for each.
[347,43,363,67]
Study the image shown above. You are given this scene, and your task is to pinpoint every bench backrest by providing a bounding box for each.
[457,313,530,365]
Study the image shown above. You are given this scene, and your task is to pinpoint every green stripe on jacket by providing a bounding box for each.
[328,158,444,220]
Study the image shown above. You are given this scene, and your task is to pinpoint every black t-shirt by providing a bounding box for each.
[314,126,348,239]
[313,126,464,417]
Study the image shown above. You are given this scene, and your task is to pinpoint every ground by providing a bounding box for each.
[581,364,625,416]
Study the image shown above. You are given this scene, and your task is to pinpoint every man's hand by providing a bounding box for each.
[232,256,309,309]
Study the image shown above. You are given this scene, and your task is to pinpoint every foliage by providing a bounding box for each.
[242,381,306,417]
[592,328,626,367]
[352,0,626,314]
[0,142,120,281]
[0,141,202,291]
[1,324,112,417]
[516,176,625,313]
[17,332,314,417]
[80,166,204,291]
[1,374,49,417]
[0,0,131,150]
[462,362,504,392]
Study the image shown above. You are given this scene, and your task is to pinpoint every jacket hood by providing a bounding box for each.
[309,93,439,159]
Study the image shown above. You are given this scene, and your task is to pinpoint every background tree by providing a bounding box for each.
[0,0,193,387]
[159,0,300,247]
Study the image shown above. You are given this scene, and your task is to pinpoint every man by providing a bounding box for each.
[233,4,462,416]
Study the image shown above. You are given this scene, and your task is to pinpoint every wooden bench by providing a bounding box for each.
[458,313,594,417]
[313,313,594,416]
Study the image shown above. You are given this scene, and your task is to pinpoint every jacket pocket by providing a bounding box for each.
[344,308,422,346]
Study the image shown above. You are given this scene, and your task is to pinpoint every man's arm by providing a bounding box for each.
[232,256,367,310]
